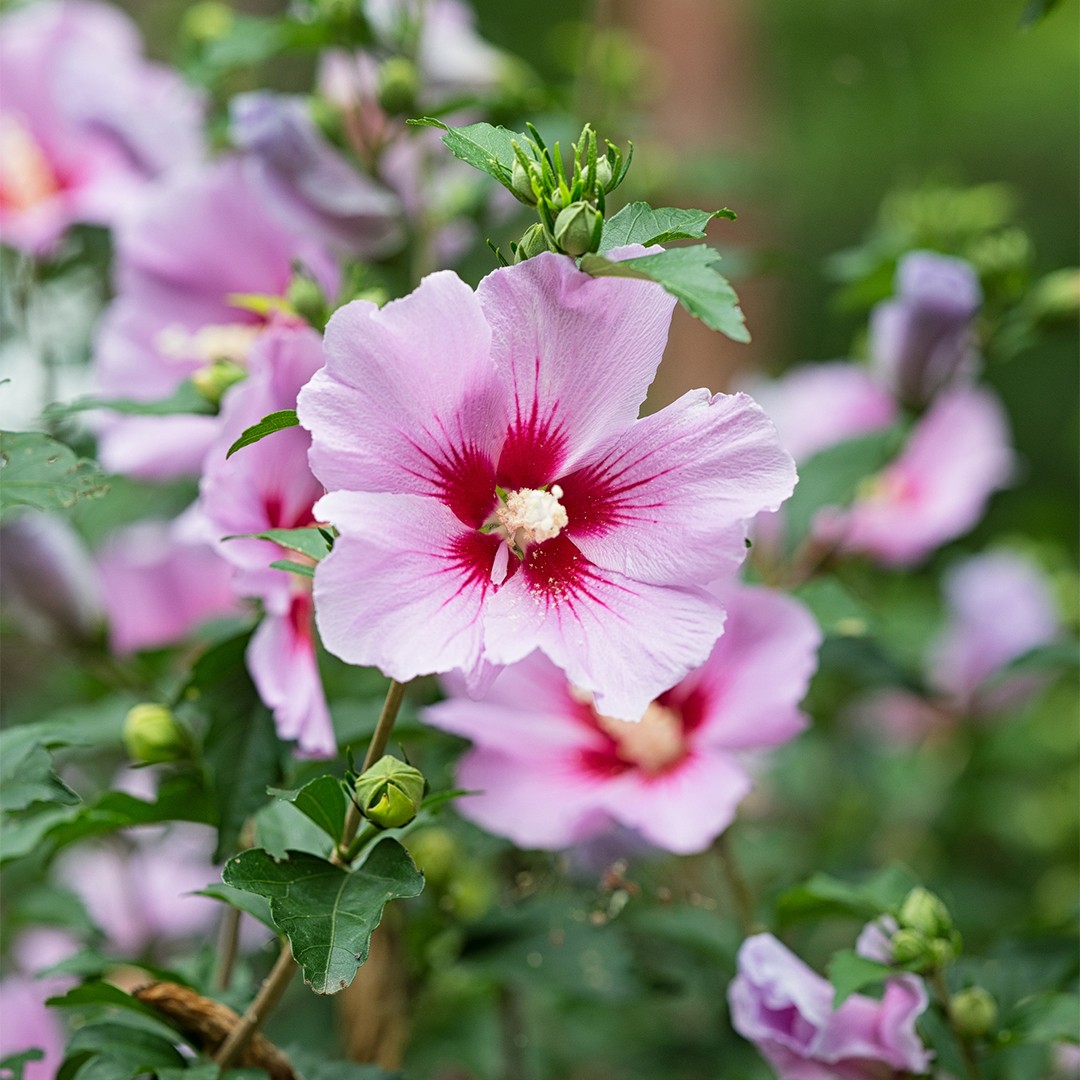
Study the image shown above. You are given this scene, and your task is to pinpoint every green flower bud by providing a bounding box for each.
[354,755,425,829]
[553,200,603,257]
[406,827,458,886]
[594,156,614,193]
[377,57,419,116]
[891,928,929,966]
[898,887,953,940]
[513,223,549,263]
[926,932,962,969]
[123,704,187,765]
[511,158,540,206]
[191,358,247,406]
[950,986,997,1039]
[184,1,233,43]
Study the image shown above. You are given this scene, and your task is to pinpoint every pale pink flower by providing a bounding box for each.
[93,158,337,479]
[299,252,796,719]
[422,585,819,853]
[200,322,335,756]
[97,512,243,654]
[729,932,931,1080]
[0,0,204,254]
[835,386,1014,566]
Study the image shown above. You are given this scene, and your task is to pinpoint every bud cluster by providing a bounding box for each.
[508,123,627,261]
[889,887,963,973]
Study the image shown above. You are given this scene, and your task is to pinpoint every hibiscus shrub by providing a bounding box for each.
[0,2,1077,1080]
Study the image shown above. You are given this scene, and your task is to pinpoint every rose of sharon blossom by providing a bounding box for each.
[423,585,820,854]
[229,92,403,259]
[299,252,796,719]
[870,251,982,409]
[729,933,932,1080]
[200,323,335,757]
[97,512,243,655]
[0,0,203,254]
[93,158,337,479]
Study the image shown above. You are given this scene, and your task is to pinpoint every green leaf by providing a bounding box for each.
[826,949,894,1008]
[781,425,905,549]
[0,1049,45,1080]
[285,1048,404,1079]
[598,203,734,254]
[45,382,215,419]
[579,247,749,342]
[0,741,79,811]
[0,431,109,518]
[1001,992,1080,1045]
[46,982,166,1025]
[198,882,275,929]
[63,1020,187,1075]
[227,526,330,561]
[409,118,525,189]
[269,775,351,843]
[188,632,285,861]
[270,559,315,579]
[1020,0,1063,26]
[776,866,918,927]
[222,841,424,994]
[225,410,299,458]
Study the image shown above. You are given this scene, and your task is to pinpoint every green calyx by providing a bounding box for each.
[354,754,425,829]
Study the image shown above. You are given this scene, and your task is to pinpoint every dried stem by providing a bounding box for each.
[214,678,409,1069]
[212,906,242,992]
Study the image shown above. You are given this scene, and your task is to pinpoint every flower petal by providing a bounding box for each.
[477,251,677,486]
[561,389,797,585]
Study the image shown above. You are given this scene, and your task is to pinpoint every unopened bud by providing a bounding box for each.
[510,158,540,206]
[950,986,997,1039]
[514,223,549,263]
[191,359,247,406]
[594,156,614,192]
[184,1,233,43]
[406,827,458,886]
[377,57,419,115]
[926,932,962,969]
[553,200,603,257]
[898,887,954,940]
[891,928,928,966]
[354,755,425,829]
[286,275,327,330]
[123,704,187,764]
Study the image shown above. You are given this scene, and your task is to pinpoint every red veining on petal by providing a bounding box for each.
[288,591,314,648]
[401,430,495,527]
[444,530,516,599]
[656,680,710,737]
[264,492,318,531]
[496,356,569,490]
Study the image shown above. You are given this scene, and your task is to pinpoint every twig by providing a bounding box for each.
[213,906,242,992]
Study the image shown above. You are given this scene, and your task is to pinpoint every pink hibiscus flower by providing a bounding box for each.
[0,0,204,254]
[92,157,338,479]
[199,322,334,757]
[422,584,820,854]
[298,251,796,719]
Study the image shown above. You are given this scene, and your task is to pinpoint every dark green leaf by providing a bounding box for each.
[0,805,77,864]
[776,866,917,927]
[269,775,351,843]
[225,410,298,459]
[781,425,905,549]
[0,741,79,811]
[0,1049,44,1080]
[1020,0,1063,26]
[1001,992,1080,1045]
[0,698,129,759]
[158,1066,224,1080]
[189,632,284,860]
[198,882,275,929]
[826,949,894,1008]
[579,247,749,342]
[598,203,734,254]
[286,1047,404,1079]
[222,841,424,994]
[46,982,166,1025]
[64,1020,186,1074]
[0,431,108,518]
[409,118,525,188]
[227,527,330,561]
[269,559,315,579]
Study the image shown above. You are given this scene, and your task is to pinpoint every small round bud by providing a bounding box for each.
[123,704,187,765]
[513,223,549,263]
[184,1,233,43]
[406,827,458,886]
[594,156,614,192]
[354,755,425,829]
[891,928,928,966]
[286,275,327,330]
[553,200,603,257]
[511,159,539,206]
[377,57,419,115]
[191,359,247,406]
[950,986,997,1039]
[898,887,953,940]
[926,932,962,970]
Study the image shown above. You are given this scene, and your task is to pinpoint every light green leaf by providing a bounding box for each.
[1001,992,1080,1045]
[222,841,424,994]
[270,559,315,579]
[0,431,109,518]
[776,866,918,927]
[198,882,275,929]
[826,949,894,1008]
[46,982,166,1025]
[45,382,215,418]
[269,775,351,843]
[598,203,734,254]
[227,526,330,561]
[579,247,749,342]
[63,1020,187,1076]
[225,409,299,459]
[408,118,525,189]
[0,741,79,811]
